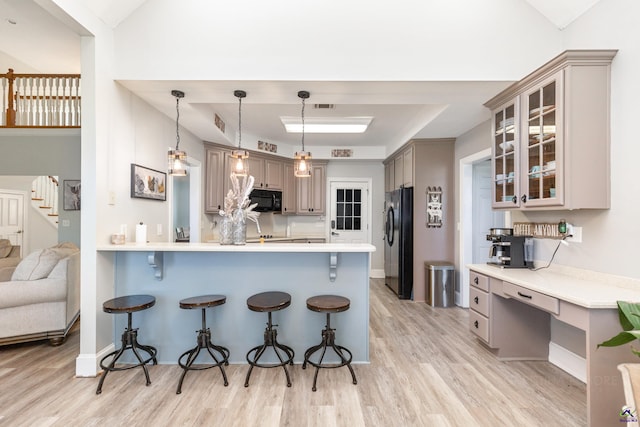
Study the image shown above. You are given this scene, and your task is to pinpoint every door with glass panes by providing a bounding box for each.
[521,71,563,207]
[329,181,369,244]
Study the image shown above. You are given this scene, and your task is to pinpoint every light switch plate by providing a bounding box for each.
[156,224,162,236]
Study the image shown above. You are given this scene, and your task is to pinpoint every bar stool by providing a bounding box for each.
[176,294,230,394]
[244,291,295,387]
[96,294,158,395]
[302,295,357,392]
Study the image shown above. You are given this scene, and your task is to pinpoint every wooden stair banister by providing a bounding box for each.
[2,68,81,127]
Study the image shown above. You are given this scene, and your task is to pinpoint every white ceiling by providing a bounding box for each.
[0,0,601,156]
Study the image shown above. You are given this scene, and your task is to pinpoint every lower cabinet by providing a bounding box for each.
[469,272,491,344]
[468,269,550,359]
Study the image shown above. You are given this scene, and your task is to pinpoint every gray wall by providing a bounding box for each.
[0,131,81,248]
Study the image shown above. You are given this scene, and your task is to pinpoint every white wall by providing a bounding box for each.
[508,0,640,279]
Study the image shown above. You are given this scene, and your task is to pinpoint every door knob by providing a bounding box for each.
[331,231,340,236]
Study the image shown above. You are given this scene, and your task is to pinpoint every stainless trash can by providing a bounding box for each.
[425,262,455,307]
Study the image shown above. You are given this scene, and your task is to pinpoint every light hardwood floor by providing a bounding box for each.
[0,279,585,426]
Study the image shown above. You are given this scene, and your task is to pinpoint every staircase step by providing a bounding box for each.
[32,197,44,201]
[39,206,52,209]
[47,213,59,217]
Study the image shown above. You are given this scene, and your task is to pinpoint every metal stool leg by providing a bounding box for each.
[303,312,357,392]
[245,312,294,387]
[177,308,229,394]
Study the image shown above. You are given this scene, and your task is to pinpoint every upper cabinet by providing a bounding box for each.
[246,156,283,190]
[296,162,327,215]
[384,145,414,190]
[282,162,297,214]
[485,50,617,210]
[204,146,226,213]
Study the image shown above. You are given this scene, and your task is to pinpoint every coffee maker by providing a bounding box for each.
[486,228,533,268]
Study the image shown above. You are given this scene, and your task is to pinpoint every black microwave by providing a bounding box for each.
[249,189,282,212]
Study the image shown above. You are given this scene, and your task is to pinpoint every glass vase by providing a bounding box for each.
[219,215,233,245]
[232,209,246,245]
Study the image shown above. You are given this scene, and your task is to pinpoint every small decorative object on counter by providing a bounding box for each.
[111,234,125,245]
[218,174,261,245]
[135,222,147,244]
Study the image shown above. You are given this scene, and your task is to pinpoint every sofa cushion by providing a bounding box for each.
[0,239,11,258]
[11,249,61,281]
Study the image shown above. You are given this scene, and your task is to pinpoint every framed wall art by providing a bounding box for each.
[63,180,81,210]
[130,164,166,201]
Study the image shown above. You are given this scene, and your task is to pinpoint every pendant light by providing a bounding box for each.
[294,90,312,178]
[231,90,249,177]
[168,90,187,176]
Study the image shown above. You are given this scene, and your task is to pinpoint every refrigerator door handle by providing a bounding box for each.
[385,207,395,246]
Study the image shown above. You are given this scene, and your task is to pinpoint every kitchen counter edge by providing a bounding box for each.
[98,242,376,253]
[467,263,640,309]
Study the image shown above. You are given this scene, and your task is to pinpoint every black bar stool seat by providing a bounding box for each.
[96,294,158,394]
[302,295,357,391]
[245,291,295,387]
[176,294,230,394]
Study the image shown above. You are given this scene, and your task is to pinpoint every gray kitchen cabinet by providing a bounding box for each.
[296,162,326,215]
[282,161,297,214]
[486,49,617,210]
[204,144,228,213]
[385,145,414,190]
[469,268,551,360]
[245,156,283,190]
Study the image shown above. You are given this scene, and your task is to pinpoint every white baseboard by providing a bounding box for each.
[548,341,586,383]
[75,343,115,377]
[370,269,384,279]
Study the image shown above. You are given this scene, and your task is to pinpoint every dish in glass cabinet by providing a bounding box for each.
[498,141,514,152]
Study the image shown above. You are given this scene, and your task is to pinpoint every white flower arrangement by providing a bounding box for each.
[219,174,261,234]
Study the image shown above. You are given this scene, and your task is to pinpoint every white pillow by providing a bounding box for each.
[11,249,61,281]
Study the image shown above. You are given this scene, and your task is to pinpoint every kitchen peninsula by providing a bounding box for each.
[95,242,375,366]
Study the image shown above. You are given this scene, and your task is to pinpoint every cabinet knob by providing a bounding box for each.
[474,277,478,285]
[521,194,527,203]
[474,320,479,329]
[474,296,479,304]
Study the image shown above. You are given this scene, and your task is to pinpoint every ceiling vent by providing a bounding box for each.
[314,104,334,109]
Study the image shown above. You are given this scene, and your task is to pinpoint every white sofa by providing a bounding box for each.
[0,244,80,346]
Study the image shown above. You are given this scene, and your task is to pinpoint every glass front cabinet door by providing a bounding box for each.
[492,100,519,208]
[520,71,563,207]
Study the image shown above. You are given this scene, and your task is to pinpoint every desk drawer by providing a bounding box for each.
[503,281,559,315]
[469,310,489,343]
[470,271,489,292]
[470,286,489,317]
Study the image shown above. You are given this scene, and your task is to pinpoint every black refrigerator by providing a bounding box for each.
[384,187,413,299]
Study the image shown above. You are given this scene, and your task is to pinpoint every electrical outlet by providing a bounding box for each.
[565,226,582,243]
[62,219,70,227]
[156,224,163,236]
[108,191,116,205]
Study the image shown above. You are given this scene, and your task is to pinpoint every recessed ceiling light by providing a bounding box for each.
[280,116,373,134]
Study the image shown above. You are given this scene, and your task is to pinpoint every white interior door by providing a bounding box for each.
[329,180,370,244]
[0,190,25,251]
[472,160,503,262]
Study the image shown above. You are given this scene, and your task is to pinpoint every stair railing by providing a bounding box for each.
[1,69,81,127]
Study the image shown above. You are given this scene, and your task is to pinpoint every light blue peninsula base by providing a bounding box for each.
[97,243,375,365]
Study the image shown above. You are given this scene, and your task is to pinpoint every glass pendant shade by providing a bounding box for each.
[168,89,187,176]
[168,149,187,176]
[294,151,312,177]
[231,149,249,177]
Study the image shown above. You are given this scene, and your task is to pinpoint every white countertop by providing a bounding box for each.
[468,263,640,309]
[98,241,376,253]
